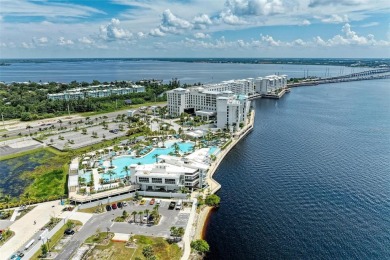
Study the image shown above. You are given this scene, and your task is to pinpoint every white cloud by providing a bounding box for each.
[21,42,34,49]
[32,37,49,46]
[58,37,74,46]
[78,36,93,44]
[194,32,210,39]
[321,14,349,24]
[193,14,213,29]
[0,0,105,18]
[260,34,281,46]
[300,19,311,26]
[219,10,248,25]
[161,9,192,29]
[360,22,379,28]
[149,28,165,37]
[309,0,367,8]
[225,0,288,16]
[99,18,133,41]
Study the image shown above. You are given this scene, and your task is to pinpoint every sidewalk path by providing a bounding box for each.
[1,200,65,259]
[9,209,19,222]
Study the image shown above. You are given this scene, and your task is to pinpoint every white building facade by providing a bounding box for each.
[47,84,145,101]
[129,157,208,191]
[167,87,250,130]
[254,75,287,94]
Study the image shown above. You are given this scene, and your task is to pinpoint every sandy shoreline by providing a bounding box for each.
[192,111,255,241]
[194,206,213,239]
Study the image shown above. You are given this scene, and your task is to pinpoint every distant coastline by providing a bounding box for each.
[0,57,389,68]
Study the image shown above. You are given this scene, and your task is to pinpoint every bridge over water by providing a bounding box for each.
[288,67,390,87]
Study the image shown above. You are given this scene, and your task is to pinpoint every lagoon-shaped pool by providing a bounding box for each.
[81,141,219,182]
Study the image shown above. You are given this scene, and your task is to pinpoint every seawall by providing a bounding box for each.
[193,110,255,240]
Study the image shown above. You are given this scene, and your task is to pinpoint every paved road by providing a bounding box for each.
[1,200,65,259]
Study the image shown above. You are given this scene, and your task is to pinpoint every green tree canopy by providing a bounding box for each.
[191,239,210,254]
[205,194,220,207]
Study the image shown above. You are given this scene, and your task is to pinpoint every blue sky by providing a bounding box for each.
[0,0,389,58]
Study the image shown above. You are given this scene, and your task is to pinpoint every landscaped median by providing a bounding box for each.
[30,220,82,260]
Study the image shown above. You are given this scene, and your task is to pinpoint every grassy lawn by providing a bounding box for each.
[0,209,14,220]
[86,241,137,260]
[78,204,106,214]
[84,235,181,260]
[0,146,63,161]
[30,220,82,260]
[0,230,15,246]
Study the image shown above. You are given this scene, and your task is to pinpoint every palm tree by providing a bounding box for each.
[172,142,180,155]
[153,204,160,214]
[144,209,150,223]
[131,211,137,223]
[152,153,159,163]
[138,211,144,223]
[106,170,116,188]
[4,194,11,209]
[122,166,130,184]
[57,119,63,129]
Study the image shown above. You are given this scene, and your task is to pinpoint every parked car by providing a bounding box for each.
[140,199,146,205]
[148,215,155,223]
[149,198,155,205]
[156,199,161,205]
[168,201,176,210]
[17,251,25,257]
[64,229,75,235]
[10,254,21,260]
[176,200,183,210]
[143,215,148,222]
[122,201,128,207]
[106,205,112,211]
[117,202,123,208]
[112,203,117,210]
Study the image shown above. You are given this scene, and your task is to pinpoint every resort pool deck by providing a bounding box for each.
[102,141,195,180]
[80,141,218,183]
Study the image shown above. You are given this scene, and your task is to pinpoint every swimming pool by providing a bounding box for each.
[81,142,218,182]
[101,142,195,180]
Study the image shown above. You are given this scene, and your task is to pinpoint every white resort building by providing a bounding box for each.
[130,150,210,192]
[167,87,250,131]
[254,75,287,94]
[167,75,287,130]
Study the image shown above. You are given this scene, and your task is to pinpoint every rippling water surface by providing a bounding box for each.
[205,79,390,259]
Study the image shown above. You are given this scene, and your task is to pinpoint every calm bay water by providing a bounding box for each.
[0,59,367,84]
[205,79,390,259]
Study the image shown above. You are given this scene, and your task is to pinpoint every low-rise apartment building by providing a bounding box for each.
[47,84,145,100]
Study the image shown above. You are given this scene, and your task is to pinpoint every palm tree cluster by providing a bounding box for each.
[170,226,185,242]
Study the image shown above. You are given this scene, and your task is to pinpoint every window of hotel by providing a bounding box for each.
[138,177,149,183]
[165,179,176,184]
[152,178,163,184]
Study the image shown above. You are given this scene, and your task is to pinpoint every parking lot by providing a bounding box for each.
[45,122,128,150]
[109,199,191,238]
[55,198,192,259]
